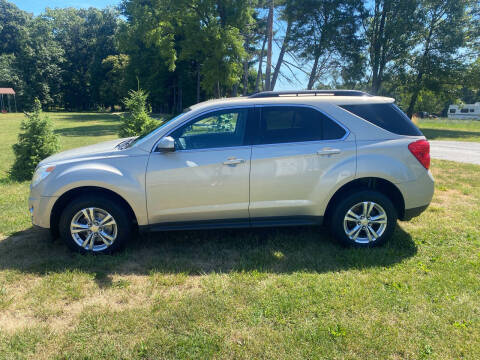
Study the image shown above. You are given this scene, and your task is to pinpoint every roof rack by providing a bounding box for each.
[248,90,371,98]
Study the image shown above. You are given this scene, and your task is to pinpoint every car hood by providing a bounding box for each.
[39,138,132,166]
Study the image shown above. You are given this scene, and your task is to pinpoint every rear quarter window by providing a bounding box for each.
[339,103,423,136]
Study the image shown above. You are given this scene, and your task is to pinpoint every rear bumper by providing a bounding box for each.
[397,169,434,219]
[401,204,429,221]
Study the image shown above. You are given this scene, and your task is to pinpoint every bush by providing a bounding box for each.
[10,99,60,181]
[118,89,159,138]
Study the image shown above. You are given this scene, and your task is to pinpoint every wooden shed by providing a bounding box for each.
[0,88,17,113]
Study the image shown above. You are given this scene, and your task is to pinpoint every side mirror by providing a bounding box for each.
[156,136,175,152]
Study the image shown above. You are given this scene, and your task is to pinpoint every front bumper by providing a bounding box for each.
[28,195,58,229]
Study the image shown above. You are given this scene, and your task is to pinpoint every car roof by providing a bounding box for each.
[189,92,395,112]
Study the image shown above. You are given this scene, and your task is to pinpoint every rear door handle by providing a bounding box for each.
[223,157,246,165]
[317,147,341,156]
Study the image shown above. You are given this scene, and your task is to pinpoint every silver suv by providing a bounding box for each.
[29,90,434,253]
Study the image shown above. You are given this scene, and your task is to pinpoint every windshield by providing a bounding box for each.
[128,109,191,148]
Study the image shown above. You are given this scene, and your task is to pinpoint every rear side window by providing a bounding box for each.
[340,103,423,136]
[257,106,346,144]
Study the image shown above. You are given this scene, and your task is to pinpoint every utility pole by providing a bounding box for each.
[265,0,274,91]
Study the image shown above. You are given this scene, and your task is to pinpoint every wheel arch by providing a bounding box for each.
[50,186,138,237]
[324,177,406,223]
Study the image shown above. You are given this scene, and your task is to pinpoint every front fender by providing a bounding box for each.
[43,155,149,225]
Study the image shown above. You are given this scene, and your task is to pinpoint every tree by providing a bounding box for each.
[44,7,120,110]
[0,0,30,55]
[365,0,419,94]
[14,15,64,108]
[405,0,470,117]
[119,0,255,111]
[288,0,365,90]
[264,0,274,90]
[10,99,59,180]
[100,54,130,111]
[118,89,159,138]
[0,1,64,109]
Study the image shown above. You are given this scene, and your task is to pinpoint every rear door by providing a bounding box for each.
[249,105,356,223]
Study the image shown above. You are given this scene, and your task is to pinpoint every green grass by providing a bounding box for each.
[0,112,479,359]
[417,117,480,142]
[0,112,121,235]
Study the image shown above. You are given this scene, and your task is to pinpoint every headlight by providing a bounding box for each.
[31,165,56,187]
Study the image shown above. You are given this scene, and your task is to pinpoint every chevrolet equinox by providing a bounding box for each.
[29,90,434,253]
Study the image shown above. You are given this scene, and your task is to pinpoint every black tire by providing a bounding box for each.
[59,195,132,254]
[329,190,397,247]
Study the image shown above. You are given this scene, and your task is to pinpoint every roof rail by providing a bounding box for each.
[248,90,371,98]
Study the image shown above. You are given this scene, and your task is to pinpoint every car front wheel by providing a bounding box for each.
[59,195,132,254]
[330,190,397,247]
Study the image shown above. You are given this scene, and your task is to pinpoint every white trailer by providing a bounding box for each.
[448,103,480,120]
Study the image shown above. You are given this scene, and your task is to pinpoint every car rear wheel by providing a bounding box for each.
[59,195,132,254]
[330,190,397,247]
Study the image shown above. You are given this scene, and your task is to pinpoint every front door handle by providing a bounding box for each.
[317,147,341,156]
[223,157,246,165]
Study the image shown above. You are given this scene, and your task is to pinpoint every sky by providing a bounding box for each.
[10,0,306,91]
[10,0,120,14]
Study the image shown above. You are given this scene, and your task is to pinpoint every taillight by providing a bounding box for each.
[408,140,430,169]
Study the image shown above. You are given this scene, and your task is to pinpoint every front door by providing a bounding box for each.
[146,108,252,225]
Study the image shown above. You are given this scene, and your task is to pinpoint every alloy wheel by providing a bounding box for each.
[70,207,118,252]
[343,201,387,244]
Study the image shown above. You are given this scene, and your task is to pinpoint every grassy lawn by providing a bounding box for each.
[0,112,479,359]
[0,112,122,235]
[417,117,480,142]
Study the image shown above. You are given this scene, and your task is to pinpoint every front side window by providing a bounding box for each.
[170,109,248,150]
[257,106,346,145]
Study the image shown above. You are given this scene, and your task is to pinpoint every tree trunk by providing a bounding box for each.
[255,35,267,92]
[178,86,182,113]
[264,0,274,91]
[371,0,389,94]
[407,20,435,118]
[242,38,250,95]
[196,62,201,103]
[172,84,176,115]
[271,19,291,91]
[243,59,249,95]
[307,54,320,90]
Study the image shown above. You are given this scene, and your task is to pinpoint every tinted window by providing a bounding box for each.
[257,106,346,144]
[449,109,456,113]
[171,109,248,150]
[461,108,469,113]
[470,108,475,113]
[340,103,423,136]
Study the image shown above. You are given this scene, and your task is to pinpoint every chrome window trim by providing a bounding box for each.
[151,103,351,152]
[153,145,253,154]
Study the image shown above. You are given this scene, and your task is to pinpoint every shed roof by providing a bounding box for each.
[0,88,15,95]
